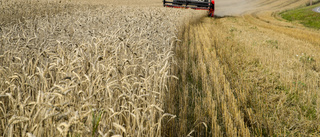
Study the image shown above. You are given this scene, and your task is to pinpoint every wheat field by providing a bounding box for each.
[0,0,205,136]
[1,0,320,136]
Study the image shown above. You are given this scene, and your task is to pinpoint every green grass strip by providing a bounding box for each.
[280,3,320,29]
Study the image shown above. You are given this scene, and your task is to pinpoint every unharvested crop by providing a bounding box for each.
[0,1,204,136]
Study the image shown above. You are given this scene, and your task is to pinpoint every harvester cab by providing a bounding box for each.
[163,0,215,17]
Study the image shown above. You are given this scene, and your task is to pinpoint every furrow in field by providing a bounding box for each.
[243,0,320,45]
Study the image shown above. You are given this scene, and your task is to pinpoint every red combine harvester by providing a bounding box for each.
[163,0,215,17]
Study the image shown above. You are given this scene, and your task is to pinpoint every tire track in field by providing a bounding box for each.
[243,0,320,45]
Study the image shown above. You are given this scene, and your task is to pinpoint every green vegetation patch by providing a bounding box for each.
[280,3,320,29]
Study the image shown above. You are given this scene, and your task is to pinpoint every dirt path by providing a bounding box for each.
[168,0,320,136]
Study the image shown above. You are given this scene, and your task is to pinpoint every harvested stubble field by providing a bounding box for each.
[1,0,320,136]
[167,0,320,136]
